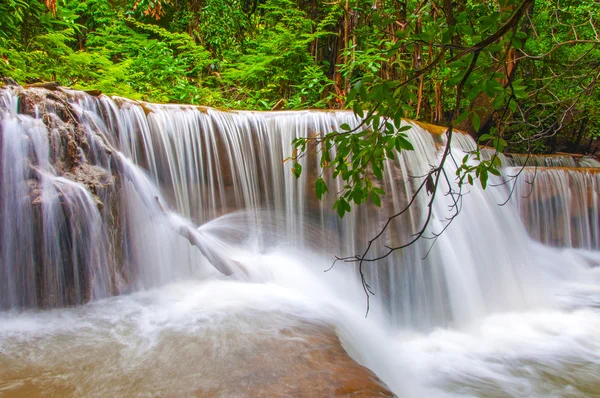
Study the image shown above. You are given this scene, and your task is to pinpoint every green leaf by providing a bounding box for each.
[315,177,327,200]
[334,198,349,218]
[333,199,343,218]
[472,112,481,132]
[292,162,302,178]
[478,133,492,142]
[353,189,365,204]
[455,111,471,125]
[480,169,488,189]
[354,102,364,118]
[371,192,381,206]
[467,84,481,101]
[372,163,383,180]
[395,135,414,151]
[513,37,522,50]
[489,43,503,53]
[491,137,508,151]
[344,199,351,212]
[346,88,357,104]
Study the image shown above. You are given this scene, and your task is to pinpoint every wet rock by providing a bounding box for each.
[85,89,102,96]
[1,76,18,86]
[1,85,125,308]
[193,320,396,397]
[238,322,394,398]
[0,315,395,398]
[62,164,114,211]
[25,82,61,90]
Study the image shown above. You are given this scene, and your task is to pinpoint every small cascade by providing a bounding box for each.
[509,153,600,168]
[480,146,514,166]
[513,167,600,250]
[0,88,234,309]
[0,111,113,308]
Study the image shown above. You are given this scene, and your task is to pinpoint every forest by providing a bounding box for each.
[1,0,599,157]
[2,2,600,396]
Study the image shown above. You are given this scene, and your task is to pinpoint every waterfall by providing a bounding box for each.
[509,153,600,168]
[0,112,113,308]
[0,88,236,309]
[514,167,600,250]
[2,86,600,397]
[0,86,596,327]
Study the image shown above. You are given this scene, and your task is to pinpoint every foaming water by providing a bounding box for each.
[0,242,599,397]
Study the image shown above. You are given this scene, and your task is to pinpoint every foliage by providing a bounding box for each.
[287,0,599,216]
[1,0,599,204]
[0,0,342,109]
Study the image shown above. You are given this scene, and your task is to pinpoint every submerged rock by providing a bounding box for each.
[0,311,394,398]
[211,321,394,397]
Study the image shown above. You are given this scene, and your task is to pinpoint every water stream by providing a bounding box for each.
[1,87,599,397]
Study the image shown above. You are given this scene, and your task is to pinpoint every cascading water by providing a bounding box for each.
[1,86,600,397]
[513,167,600,250]
[509,153,600,168]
